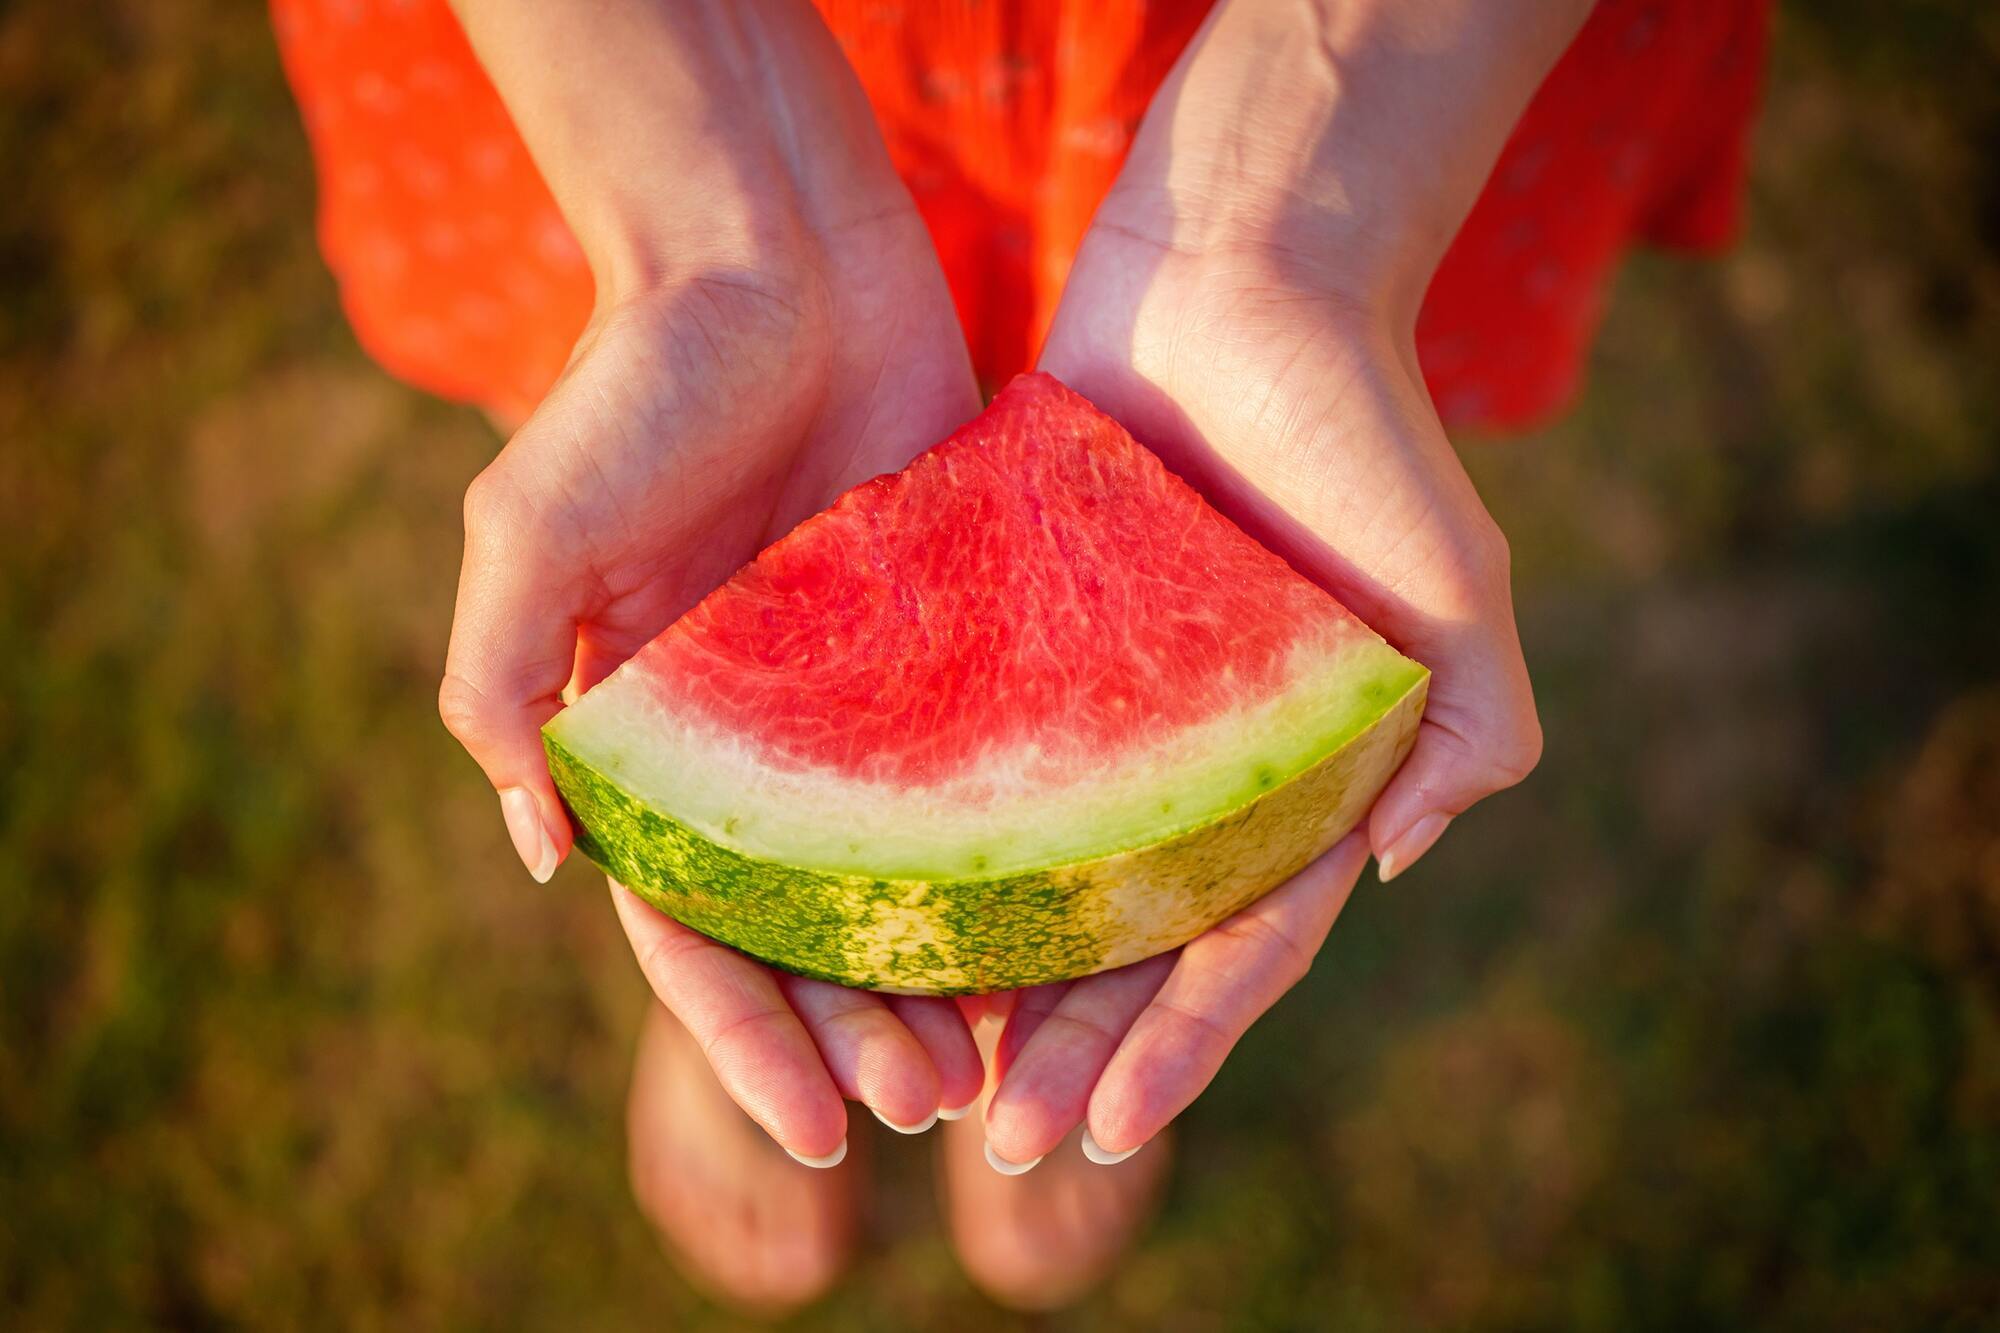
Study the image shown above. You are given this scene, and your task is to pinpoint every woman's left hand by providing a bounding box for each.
[978,0,1590,1168]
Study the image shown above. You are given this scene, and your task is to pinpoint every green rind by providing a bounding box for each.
[545,672,1427,994]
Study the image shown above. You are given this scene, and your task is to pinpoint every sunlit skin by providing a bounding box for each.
[987,0,1587,1163]
[436,0,1588,1309]
[438,1,988,1161]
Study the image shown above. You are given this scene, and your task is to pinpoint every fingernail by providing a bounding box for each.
[872,1106,939,1135]
[499,787,559,883]
[1377,812,1451,884]
[1081,1127,1142,1166]
[983,1142,1042,1175]
[784,1138,848,1169]
[936,1102,976,1121]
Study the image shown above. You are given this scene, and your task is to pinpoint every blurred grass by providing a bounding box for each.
[4,2,1999,1329]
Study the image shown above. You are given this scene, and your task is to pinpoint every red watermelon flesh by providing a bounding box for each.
[644,374,1358,786]
[544,373,1427,992]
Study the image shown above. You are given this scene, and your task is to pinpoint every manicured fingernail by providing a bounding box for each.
[872,1106,939,1135]
[499,787,558,883]
[983,1142,1042,1175]
[936,1102,976,1121]
[784,1138,848,1169]
[1377,812,1451,884]
[1081,1127,1141,1166]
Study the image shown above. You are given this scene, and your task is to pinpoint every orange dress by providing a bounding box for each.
[271,0,1769,429]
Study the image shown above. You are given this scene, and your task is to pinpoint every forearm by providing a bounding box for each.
[447,0,902,298]
[1108,0,1593,317]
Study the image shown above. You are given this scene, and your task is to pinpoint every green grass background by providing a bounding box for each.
[5,3,1999,1328]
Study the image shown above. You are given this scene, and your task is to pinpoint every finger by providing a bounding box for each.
[776,973,942,1133]
[570,624,635,698]
[992,981,1072,1083]
[1087,833,1371,1156]
[1369,621,1541,881]
[439,457,583,882]
[884,995,987,1117]
[983,955,1175,1167]
[610,883,849,1163]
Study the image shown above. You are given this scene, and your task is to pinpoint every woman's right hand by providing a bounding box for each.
[438,0,987,1163]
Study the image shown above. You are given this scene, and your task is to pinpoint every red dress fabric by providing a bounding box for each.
[271,0,1769,430]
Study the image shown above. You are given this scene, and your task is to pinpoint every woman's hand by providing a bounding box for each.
[437,0,986,1162]
[981,0,1588,1168]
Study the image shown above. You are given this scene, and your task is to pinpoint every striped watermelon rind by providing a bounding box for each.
[546,662,1424,994]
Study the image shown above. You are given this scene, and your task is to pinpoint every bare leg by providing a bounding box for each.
[626,1001,859,1316]
[937,1019,1170,1311]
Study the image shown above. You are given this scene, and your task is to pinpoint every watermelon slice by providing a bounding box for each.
[545,374,1426,993]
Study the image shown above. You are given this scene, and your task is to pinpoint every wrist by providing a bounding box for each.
[1099,0,1592,325]
[452,0,909,307]
[567,165,815,312]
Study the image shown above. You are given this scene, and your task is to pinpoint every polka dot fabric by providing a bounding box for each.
[271,0,1769,433]
[1415,0,1771,427]
[270,0,594,424]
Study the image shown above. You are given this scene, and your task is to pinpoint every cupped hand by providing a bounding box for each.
[437,0,988,1161]
[985,241,1540,1166]
[442,228,988,1162]
[981,0,1567,1163]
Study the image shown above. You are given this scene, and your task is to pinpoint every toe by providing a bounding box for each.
[749,1182,850,1310]
[625,1002,858,1316]
[941,1120,1170,1312]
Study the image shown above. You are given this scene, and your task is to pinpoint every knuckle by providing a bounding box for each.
[1413,518,1515,626]
[460,464,497,533]
[1044,1007,1126,1051]
[1261,947,1311,997]
[1491,714,1545,788]
[1152,995,1239,1061]
[436,672,489,748]
[634,931,681,992]
[630,926,723,1015]
[460,460,525,546]
[697,1006,789,1068]
[1274,935,1315,991]
[1465,512,1513,585]
[816,996,894,1044]
[1216,911,1313,992]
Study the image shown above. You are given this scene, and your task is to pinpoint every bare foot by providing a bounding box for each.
[938,1109,1170,1311]
[627,1002,859,1317]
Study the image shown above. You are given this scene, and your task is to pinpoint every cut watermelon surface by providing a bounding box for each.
[545,374,1427,993]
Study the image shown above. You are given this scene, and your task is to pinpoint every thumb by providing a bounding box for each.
[439,460,582,883]
[1368,619,1542,882]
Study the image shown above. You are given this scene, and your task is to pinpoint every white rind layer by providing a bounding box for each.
[548,621,1423,881]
